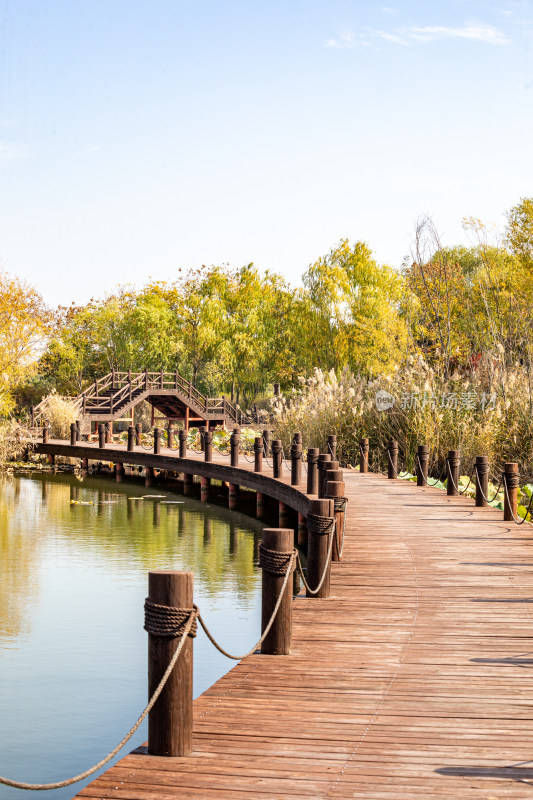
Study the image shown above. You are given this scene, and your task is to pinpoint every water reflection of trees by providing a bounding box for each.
[0,473,262,648]
[0,477,42,645]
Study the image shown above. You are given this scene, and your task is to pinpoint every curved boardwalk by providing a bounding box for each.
[42,444,533,798]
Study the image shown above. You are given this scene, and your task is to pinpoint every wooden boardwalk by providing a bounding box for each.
[62,451,533,799]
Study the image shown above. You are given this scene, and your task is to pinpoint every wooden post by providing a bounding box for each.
[446,449,460,496]
[260,529,293,655]
[272,440,282,478]
[327,434,337,460]
[168,424,174,450]
[307,448,319,495]
[76,419,81,441]
[254,437,263,472]
[416,444,429,487]
[475,455,489,508]
[278,501,290,527]
[200,477,210,503]
[297,513,307,547]
[70,423,77,446]
[359,438,369,473]
[306,498,334,599]
[256,491,266,519]
[175,370,179,390]
[98,424,106,449]
[387,439,398,479]
[105,422,111,444]
[292,431,302,447]
[230,428,240,467]
[111,368,115,389]
[183,473,193,496]
[262,429,271,457]
[199,425,206,453]
[127,426,135,452]
[291,443,302,486]
[145,466,154,487]
[154,427,160,455]
[147,570,193,756]
[326,479,345,562]
[228,483,239,509]
[178,429,187,458]
[204,431,213,462]
[144,368,149,389]
[160,369,164,389]
[115,462,124,482]
[317,454,332,498]
[503,462,519,522]
[42,424,49,444]
[135,423,142,446]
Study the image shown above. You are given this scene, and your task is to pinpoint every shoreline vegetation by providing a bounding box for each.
[2,198,533,493]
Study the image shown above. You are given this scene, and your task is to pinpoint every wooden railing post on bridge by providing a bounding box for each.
[42,423,49,444]
[475,456,489,507]
[135,423,142,446]
[446,450,460,496]
[98,424,106,449]
[306,498,334,599]
[147,570,193,757]
[167,423,174,450]
[160,369,164,389]
[260,529,293,655]
[416,444,429,487]
[178,429,187,458]
[262,429,271,458]
[230,428,240,467]
[271,440,282,478]
[359,438,369,473]
[204,431,213,462]
[503,462,519,522]
[254,437,263,472]
[154,427,160,455]
[291,442,302,486]
[127,426,135,452]
[199,426,206,453]
[306,448,319,495]
[327,434,337,460]
[144,368,149,390]
[111,368,115,389]
[105,422,111,444]
[326,478,346,562]
[317,454,332,498]
[387,439,398,479]
[70,423,77,446]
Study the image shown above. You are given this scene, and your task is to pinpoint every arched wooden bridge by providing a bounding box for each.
[34,437,533,799]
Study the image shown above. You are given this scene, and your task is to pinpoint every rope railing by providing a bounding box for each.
[503,476,533,525]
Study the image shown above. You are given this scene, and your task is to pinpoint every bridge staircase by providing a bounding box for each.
[33,370,248,432]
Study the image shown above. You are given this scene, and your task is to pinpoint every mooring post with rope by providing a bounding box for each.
[307,448,319,494]
[292,431,302,447]
[503,462,519,522]
[326,479,346,562]
[70,422,77,447]
[42,423,49,443]
[317,453,332,498]
[146,570,194,756]
[291,442,302,486]
[327,434,337,460]
[272,439,283,478]
[230,428,240,467]
[254,436,263,473]
[153,427,160,455]
[416,444,429,487]
[167,423,174,450]
[475,455,489,507]
[306,498,334,599]
[446,450,460,496]
[262,428,271,458]
[76,419,81,441]
[135,422,142,446]
[98,423,106,449]
[360,437,369,473]
[178,429,187,458]
[387,439,398,479]
[260,529,293,655]
[127,425,135,452]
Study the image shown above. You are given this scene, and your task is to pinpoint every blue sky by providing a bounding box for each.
[0,0,532,306]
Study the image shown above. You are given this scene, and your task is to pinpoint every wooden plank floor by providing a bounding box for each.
[75,465,533,799]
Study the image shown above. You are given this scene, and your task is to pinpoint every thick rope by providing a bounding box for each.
[474,465,502,504]
[416,453,443,487]
[446,462,476,495]
[323,497,348,559]
[503,476,533,525]
[196,551,295,660]
[0,612,195,791]
[144,599,198,638]
[386,448,409,478]
[295,518,336,596]
[259,544,295,575]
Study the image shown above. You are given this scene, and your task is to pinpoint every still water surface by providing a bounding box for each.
[0,472,264,800]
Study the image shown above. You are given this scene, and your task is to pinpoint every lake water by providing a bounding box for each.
[0,471,265,800]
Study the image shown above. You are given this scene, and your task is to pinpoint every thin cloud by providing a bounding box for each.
[376,30,408,45]
[0,141,31,161]
[326,32,361,49]
[408,23,510,44]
